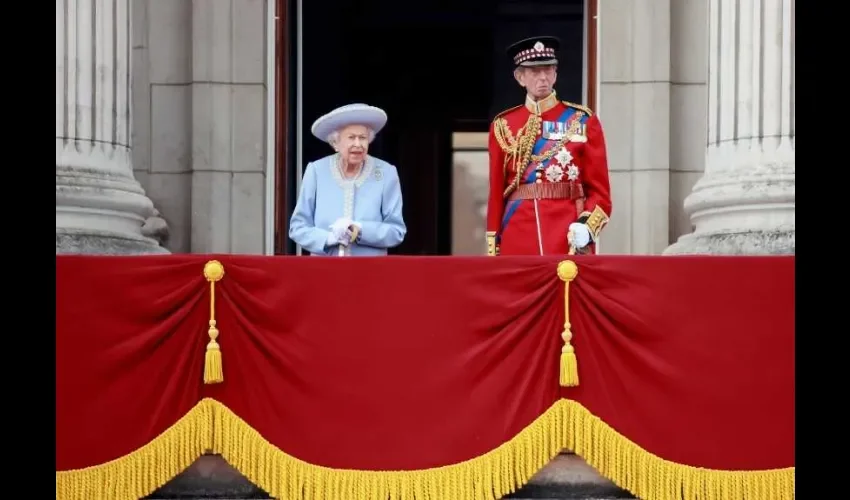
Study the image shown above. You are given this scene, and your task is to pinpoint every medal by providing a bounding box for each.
[542,121,567,140]
[569,124,587,143]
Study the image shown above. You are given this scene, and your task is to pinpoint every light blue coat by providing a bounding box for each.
[289,154,407,256]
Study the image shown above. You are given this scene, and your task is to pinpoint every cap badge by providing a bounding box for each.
[533,41,545,51]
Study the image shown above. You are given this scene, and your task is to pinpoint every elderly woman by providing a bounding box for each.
[289,103,407,256]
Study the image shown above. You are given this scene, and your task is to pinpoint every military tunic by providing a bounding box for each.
[485,91,612,256]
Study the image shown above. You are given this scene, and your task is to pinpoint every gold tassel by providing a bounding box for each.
[203,260,225,384]
[560,351,579,387]
[557,260,579,387]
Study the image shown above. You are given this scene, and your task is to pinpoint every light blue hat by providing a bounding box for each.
[310,103,388,143]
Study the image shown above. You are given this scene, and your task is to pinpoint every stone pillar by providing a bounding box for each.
[665,0,794,255]
[56,0,168,255]
[189,0,268,254]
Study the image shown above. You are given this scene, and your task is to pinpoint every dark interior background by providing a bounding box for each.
[289,0,585,255]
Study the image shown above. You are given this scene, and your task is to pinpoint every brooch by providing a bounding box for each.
[546,146,580,182]
[555,147,573,166]
[373,168,383,180]
[545,164,564,182]
[566,164,579,181]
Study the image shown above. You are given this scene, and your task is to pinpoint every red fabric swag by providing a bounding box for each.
[56,254,794,475]
[559,256,795,470]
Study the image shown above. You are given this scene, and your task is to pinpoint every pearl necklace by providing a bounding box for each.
[337,154,364,181]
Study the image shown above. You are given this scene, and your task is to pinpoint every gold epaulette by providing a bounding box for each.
[563,101,593,117]
[493,104,523,121]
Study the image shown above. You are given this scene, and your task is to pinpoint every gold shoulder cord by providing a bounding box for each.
[501,114,542,198]
[493,118,515,180]
[500,111,585,198]
[493,118,514,153]
[494,107,588,199]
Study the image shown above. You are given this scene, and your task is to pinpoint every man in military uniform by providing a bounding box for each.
[486,35,612,256]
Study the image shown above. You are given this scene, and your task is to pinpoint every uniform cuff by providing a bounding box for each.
[577,206,610,241]
[486,231,499,256]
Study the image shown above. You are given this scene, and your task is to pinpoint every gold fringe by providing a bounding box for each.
[214,399,565,500]
[55,399,215,500]
[56,398,795,500]
[560,400,795,500]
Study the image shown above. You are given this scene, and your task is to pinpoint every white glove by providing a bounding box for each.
[329,218,353,242]
[568,222,591,248]
[325,231,349,248]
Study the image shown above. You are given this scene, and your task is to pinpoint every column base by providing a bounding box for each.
[663,227,794,255]
[56,229,169,255]
[666,146,795,256]
[56,163,171,256]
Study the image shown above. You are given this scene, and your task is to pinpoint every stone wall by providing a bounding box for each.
[596,0,709,255]
[60,0,790,256]
[131,0,270,254]
[123,0,715,257]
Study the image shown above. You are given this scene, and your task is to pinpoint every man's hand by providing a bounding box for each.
[568,222,592,248]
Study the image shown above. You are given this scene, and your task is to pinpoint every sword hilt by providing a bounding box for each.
[567,229,577,255]
[337,225,361,257]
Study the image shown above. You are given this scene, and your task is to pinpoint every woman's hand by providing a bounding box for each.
[330,218,353,242]
[326,231,349,248]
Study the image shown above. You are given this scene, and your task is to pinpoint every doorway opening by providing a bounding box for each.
[273,0,596,255]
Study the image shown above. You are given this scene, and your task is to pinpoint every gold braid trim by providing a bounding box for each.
[57,398,795,500]
[500,111,586,198]
[561,401,794,500]
[504,114,542,197]
[563,101,593,116]
[529,110,581,164]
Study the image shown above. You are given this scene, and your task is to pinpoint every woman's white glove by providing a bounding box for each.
[329,218,353,243]
[326,231,348,248]
[568,222,592,248]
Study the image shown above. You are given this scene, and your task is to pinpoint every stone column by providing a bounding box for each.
[665,0,794,255]
[56,0,168,255]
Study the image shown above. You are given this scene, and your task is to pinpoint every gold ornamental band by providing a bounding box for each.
[507,182,584,202]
